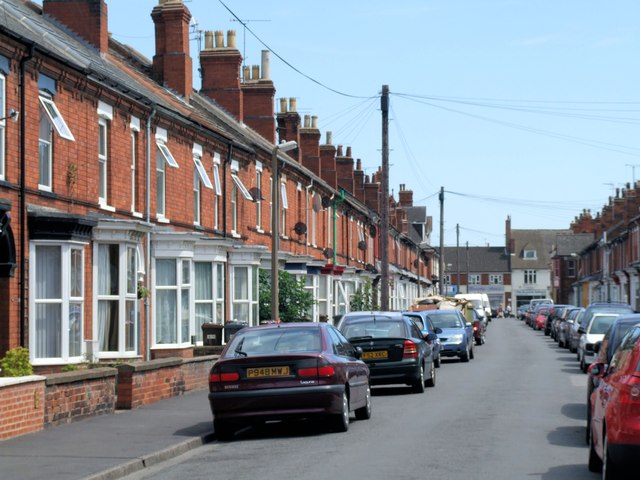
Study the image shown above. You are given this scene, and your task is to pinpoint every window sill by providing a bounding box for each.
[157,216,170,224]
[132,211,143,218]
[256,227,264,234]
[99,204,116,212]
[231,232,242,239]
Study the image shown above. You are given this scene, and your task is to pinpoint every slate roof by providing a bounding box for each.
[510,229,570,269]
[553,232,594,256]
[442,246,509,273]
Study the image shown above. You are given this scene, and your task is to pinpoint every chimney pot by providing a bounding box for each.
[346,146,352,157]
[356,159,362,170]
[326,131,332,145]
[214,30,224,48]
[337,145,343,156]
[227,30,237,48]
[311,115,318,129]
[261,50,271,79]
[242,65,250,81]
[204,30,214,49]
[279,97,287,113]
[289,97,297,112]
[251,64,260,80]
[304,115,311,128]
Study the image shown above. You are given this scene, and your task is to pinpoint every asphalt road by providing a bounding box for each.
[121,317,600,480]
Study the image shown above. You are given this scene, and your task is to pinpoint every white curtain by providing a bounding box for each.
[156,259,177,343]
[35,245,61,358]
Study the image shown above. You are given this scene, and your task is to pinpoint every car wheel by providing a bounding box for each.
[412,364,426,393]
[586,400,592,446]
[332,391,350,432]
[425,360,436,388]
[588,426,603,473]
[581,358,587,373]
[469,344,475,360]
[214,418,235,441]
[460,345,470,363]
[434,352,441,368]
[603,430,621,480]
[355,385,372,420]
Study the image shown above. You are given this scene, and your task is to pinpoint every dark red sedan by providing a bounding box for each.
[588,322,640,478]
[208,322,371,439]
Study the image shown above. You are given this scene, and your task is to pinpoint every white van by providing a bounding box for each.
[455,294,488,320]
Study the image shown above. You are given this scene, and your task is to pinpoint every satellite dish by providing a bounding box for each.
[358,240,367,251]
[312,195,322,212]
[321,196,332,209]
[369,224,377,238]
[323,247,333,259]
[294,222,307,235]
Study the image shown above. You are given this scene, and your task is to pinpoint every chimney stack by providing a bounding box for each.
[276,98,301,162]
[151,0,193,98]
[43,0,109,53]
[200,30,243,120]
[398,184,413,207]
[241,50,276,142]
[319,131,337,189]
[336,145,355,195]
[299,114,321,176]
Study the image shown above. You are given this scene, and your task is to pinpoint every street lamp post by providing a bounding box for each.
[271,140,298,322]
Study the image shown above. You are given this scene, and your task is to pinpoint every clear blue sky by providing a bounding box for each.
[105,0,640,247]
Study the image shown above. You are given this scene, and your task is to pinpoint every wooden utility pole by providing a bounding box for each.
[438,186,444,295]
[456,223,460,294]
[380,85,390,310]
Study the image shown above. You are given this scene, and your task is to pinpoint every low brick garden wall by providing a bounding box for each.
[0,354,218,441]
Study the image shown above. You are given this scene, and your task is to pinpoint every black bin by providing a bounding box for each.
[201,323,223,346]
[224,321,248,343]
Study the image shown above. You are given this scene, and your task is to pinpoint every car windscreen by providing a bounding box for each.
[426,312,463,329]
[588,315,620,335]
[223,328,321,358]
[404,315,425,330]
[341,320,406,340]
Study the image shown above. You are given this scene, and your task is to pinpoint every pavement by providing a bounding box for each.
[0,389,215,480]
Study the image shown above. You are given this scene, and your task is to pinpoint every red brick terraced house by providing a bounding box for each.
[0,0,435,370]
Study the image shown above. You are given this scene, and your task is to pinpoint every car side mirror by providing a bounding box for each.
[588,362,606,378]
[434,327,443,334]
[578,327,585,334]
[425,332,438,343]
[354,346,363,360]
[593,341,602,354]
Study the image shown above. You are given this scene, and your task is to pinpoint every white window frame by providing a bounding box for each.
[98,117,109,206]
[38,103,53,192]
[523,249,537,259]
[156,128,179,168]
[256,162,263,230]
[213,153,222,229]
[230,159,253,200]
[489,274,503,285]
[193,170,201,226]
[154,257,193,346]
[193,143,213,189]
[194,260,226,342]
[469,274,481,285]
[230,264,259,326]
[524,269,537,284]
[0,73,5,181]
[156,148,166,219]
[39,95,75,141]
[29,241,86,365]
[311,192,317,246]
[130,116,140,214]
[94,243,139,357]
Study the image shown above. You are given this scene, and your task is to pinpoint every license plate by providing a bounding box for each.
[246,366,290,378]
[362,350,388,360]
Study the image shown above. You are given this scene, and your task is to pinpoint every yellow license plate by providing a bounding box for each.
[362,350,388,360]
[246,366,290,378]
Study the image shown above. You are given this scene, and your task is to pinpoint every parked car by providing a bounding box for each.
[577,302,634,335]
[517,304,529,320]
[547,304,572,337]
[578,313,622,373]
[470,307,487,345]
[587,323,640,477]
[533,305,551,331]
[403,310,443,367]
[586,313,640,445]
[338,311,437,393]
[557,307,582,349]
[568,308,586,353]
[421,309,475,362]
[208,322,371,439]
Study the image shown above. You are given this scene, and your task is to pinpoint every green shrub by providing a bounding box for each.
[1,347,33,377]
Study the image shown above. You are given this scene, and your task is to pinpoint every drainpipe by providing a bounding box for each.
[19,45,34,347]
[224,145,232,239]
[305,180,314,256]
[145,107,156,361]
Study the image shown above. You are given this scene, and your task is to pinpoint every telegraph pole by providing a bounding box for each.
[438,186,444,295]
[380,85,390,310]
[456,223,460,294]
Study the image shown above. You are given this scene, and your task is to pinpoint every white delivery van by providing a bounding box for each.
[455,293,487,320]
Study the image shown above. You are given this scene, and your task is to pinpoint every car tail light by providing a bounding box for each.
[403,340,418,359]
[298,365,336,377]
[209,372,239,383]
[620,375,640,404]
